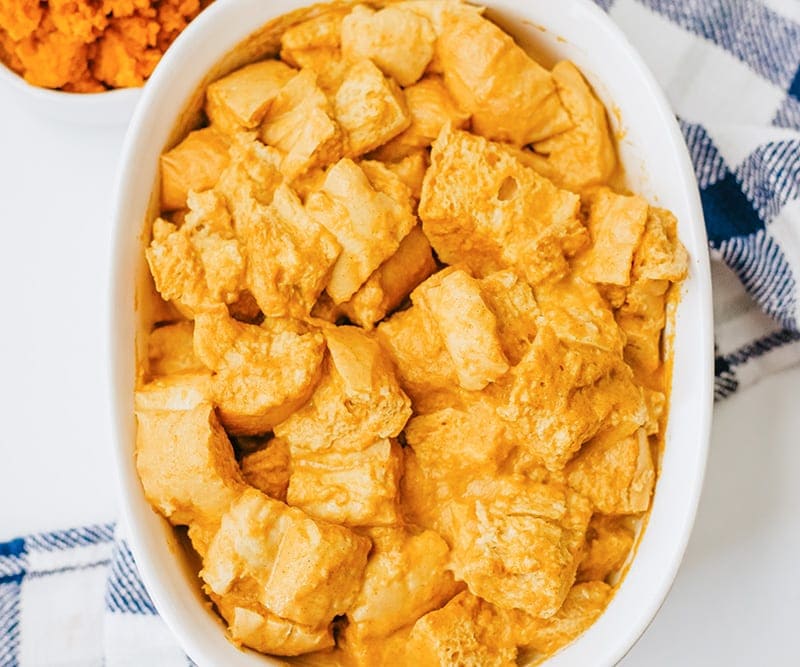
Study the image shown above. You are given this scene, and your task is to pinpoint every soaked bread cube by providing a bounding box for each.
[567,427,655,514]
[577,515,635,583]
[432,6,570,145]
[407,591,518,666]
[280,7,351,92]
[338,625,413,667]
[347,526,460,638]
[446,475,591,617]
[214,133,283,214]
[413,268,509,391]
[211,594,334,656]
[379,150,429,200]
[287,438,403,526]
[160,127,230,211]
[146,190,246,317]
[334,59,411,157]
[337,225,437,329]
[576,188,649,286]
[193,307,325,435]
[341,4,435,86]
[134,373,212,413]
[206,59,296,135]
[498,326,605,471]
[135,402,244,549]
[634,207,689,282]
[275,326,411,452]
[527,62,617,192]
[259,68,342,178]
[306,158,416,303]
[240,437,291,502]
[478,270,540,365]
[236,183,341,318]
[617,278,670,374]
[202,488,371,628]
[374,75,470,161]
[420,126,586,285]
[510,581,612,654]
[147,321,205,377]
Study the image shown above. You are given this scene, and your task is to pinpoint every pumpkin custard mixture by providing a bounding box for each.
[135,1,689,664]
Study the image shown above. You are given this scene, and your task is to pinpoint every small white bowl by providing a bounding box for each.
[0,60,141,125]
[110,1,715,665]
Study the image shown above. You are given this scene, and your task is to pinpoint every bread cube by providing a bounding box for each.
[280,7,351,92]
[644,389,665,436]
[275,326,411,452]
[478,270,540,365]
[160,127,230,210]
[206,59,296,135]
[378,150,429,200]
[236,183,341,318]
[347,526,460,638]
[407,591,518,666]
[334,59,411,157]
[338,625,413,667]
[617,278,670,374]
[446,475,591,616]
[147,321,206,377]
[433,7,570,145]
[534,277,625,356]
[577,515,635,583]
[201,488,371,627]
[419,126,586,285]
[306,158,416,303]
[567,427,655,514]
[211,594,334,656]
[510,581,612,653]
[193,306,325,435]
[413,268,509,390]
[215,133,284,214]
[338,225,436,329]
[240,437,290,502]
[135,402,244,548]
[146,190,246,317]
[341,5,435,86]
[528,61,616,192]
[287,438,403,526]
[134,373,212,412]
[576,188,648,286]
[374,75,470,161]
[497,327,605,471]
[633,207,689,282]
[259,68,342,179]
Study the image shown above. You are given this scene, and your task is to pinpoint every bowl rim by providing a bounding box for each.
[109,1,714,665]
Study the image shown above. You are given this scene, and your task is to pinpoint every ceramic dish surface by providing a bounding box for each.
[110,0,714,664]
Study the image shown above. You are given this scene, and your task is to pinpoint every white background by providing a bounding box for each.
[1,98,799,665]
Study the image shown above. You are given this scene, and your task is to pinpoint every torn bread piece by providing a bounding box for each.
[160,127,230,211]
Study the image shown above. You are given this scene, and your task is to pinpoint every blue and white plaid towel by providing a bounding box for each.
[2,0,800,665]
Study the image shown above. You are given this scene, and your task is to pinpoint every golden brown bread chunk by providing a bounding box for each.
[444,475,591,617]
[346,526,461,639]
[259,68,343,179]
[135,402,245,553]
[526,61,617,192]
[147,321,205,377]
[423,2,570,145]
[287,438,403,526]
[275,326,411,452]
[134,373,212,413]
[306,158,416,303]
[206,59,296,135]
[160,127,231,211]
[378,150,429,200]
[373,75,470,161]
[146,191,246,318]
[567,427,655,514]
[334,59,411,157]
[201,488,371,629]
[577,515,636,582]
[341,4,435,87]
[406,591,518,666]
[240,438,291,502]
[193,307,325,435]
[419,125,586,285]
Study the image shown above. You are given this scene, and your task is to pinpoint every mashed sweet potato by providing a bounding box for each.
[0,0,208,91]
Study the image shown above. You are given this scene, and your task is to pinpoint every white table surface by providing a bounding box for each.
[1,99,799,666]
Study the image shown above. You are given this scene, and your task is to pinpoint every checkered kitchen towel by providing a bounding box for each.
[3,0,800,665]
